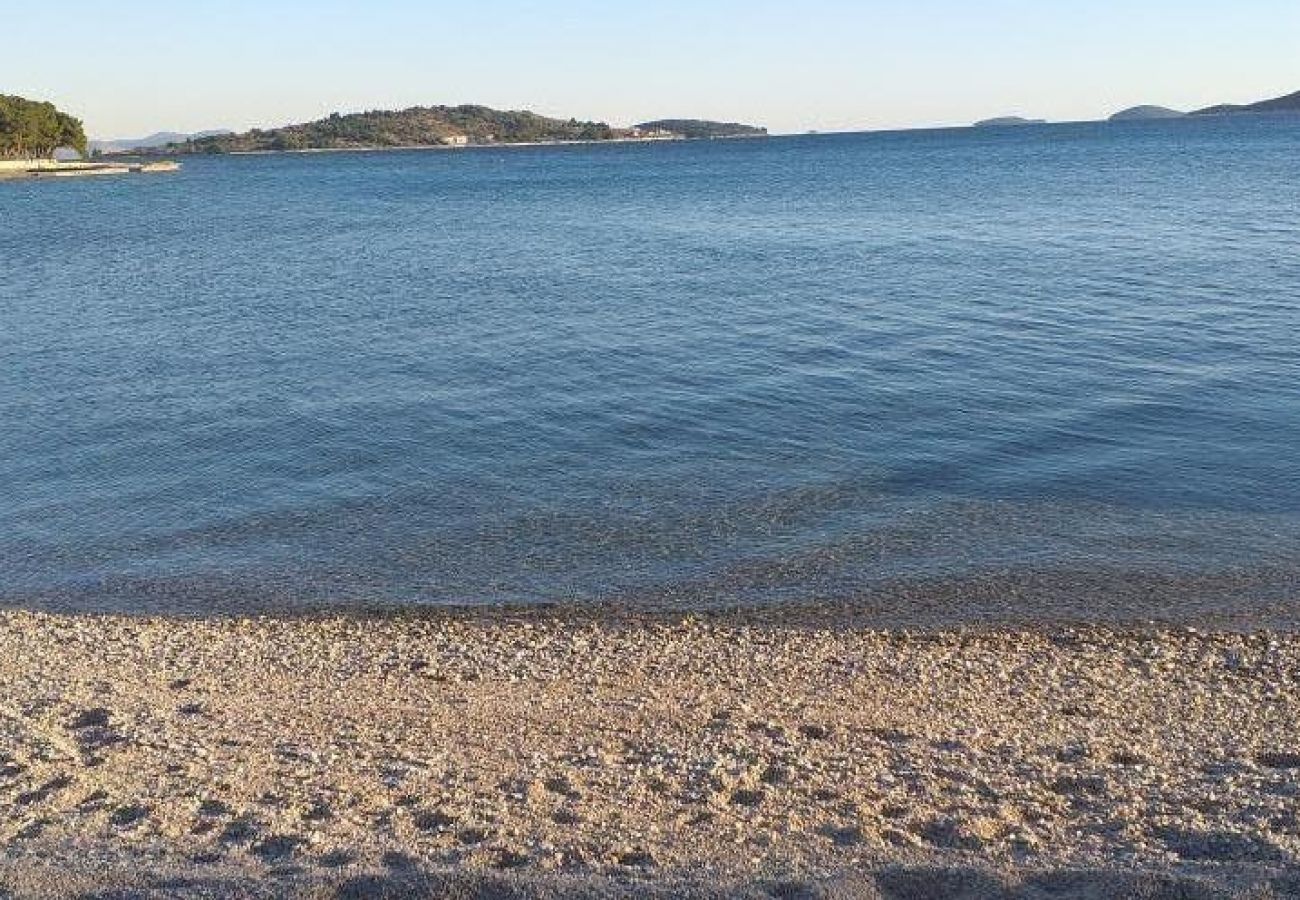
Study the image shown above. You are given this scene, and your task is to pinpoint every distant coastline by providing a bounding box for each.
[1189,87,1300,117]
[973,87,1300,130]
[110,106,768,157]
[216,133,767,158]
[81,87,1300,159]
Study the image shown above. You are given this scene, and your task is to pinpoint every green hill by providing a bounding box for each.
[169,105,621,154]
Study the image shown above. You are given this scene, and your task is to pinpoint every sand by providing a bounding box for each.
[2,605,1299,898]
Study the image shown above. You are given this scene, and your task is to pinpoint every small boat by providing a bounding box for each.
[132,160,182,173]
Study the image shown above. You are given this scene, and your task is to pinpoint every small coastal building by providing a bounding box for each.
[627,127,678,141]
[440,134,470,147]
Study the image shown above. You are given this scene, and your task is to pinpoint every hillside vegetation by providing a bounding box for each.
[162,107,771,154]
[173,106,619,153]
[635,119,767,138]
[0,95,88,159]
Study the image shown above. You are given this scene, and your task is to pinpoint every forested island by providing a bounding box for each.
[158,106,767,154]
[0,95,87,159]
[634,119,767,139]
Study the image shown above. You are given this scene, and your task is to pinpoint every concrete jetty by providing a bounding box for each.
[0,159,181,180]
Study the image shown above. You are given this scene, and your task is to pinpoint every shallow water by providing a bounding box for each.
[3,117,1299,616]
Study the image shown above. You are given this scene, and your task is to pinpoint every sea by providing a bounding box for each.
[3,116,1299,622]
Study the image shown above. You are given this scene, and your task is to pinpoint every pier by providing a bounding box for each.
[0,159,181,180]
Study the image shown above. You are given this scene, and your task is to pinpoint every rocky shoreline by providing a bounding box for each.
[2,606,1299,897]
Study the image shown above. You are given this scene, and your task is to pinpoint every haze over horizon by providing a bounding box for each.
[6,0,1300,138]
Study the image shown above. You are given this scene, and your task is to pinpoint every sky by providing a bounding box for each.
[5,0,1299,139]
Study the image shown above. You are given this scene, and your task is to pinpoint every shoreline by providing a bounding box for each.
[10,563,1298,629]
[2,606,1299,897]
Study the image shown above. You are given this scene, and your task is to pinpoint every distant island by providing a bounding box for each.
[633,119,767,139]
[146,106,767,154]
[973,116,1047,128]
[1102,89,1300,122]
[1109,105,1185,121]
[1191,88,1300,117]
[992,87,1300,129]
[91,130,231,155]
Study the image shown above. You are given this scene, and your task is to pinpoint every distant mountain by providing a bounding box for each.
[92,130,230,154]
[1109,105,1185,122]
[634,119,767,139]
[973,116,1046,128]
[1191,89,1300,117]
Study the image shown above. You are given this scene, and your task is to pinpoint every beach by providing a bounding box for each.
[2,606,1299,898]
[6,7,1300,897]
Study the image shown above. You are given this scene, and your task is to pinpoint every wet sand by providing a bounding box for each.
[2,606,1300,898]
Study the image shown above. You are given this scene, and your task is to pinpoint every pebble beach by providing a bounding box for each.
[3,606,1300,898]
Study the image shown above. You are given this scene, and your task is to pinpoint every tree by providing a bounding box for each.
[56,111,88,158]
[0,95,88,159]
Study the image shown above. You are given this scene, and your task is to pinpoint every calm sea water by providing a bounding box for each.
[3,117,1300,620]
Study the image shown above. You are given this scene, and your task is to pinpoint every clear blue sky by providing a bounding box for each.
[7,0,1299,138]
